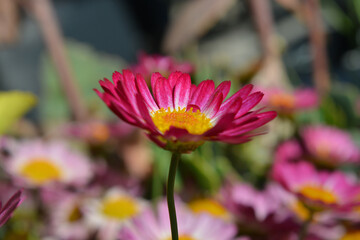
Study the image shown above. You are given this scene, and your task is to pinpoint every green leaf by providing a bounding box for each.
[0,91,37,135]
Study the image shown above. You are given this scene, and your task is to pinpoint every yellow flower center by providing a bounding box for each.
[290,201,310,221]
[68,205,83,222]
[20,158,62,184]
[165,235,196,240]
[299,185,337,204]
[188,199,229,220]
[269,94,295,109]
[341,231,360,240]
[151,107,212,135]
[101,196,139,220]
[91,123,110,143]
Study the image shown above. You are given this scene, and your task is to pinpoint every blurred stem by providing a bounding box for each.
[27,0,87,121]
[167,152,180,240]
[303,0,330,95]
[298,209,314,240]
[248,0,277,57]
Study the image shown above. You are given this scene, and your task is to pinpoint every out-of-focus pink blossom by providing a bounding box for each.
[2,139,93,188]
[275,161,360,211]
[131,52,194,82]
[260,88,318,115]
[119,198,237,240]
[301,125,360,167]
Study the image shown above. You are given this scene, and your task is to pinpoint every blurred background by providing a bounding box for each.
[0,0,360,239]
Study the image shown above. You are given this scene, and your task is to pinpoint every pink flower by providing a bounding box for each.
[275,161,360,211]
[62,120,135,144]
[0,190,22,227]
[301,126,360,166]
[261,88,318,115]
[95,70,276,153]
[119,199,237,240]
[3,139,93,188]
[131,52,194,82]
[221,182,298,238]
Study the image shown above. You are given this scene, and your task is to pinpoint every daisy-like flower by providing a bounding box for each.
[275,161,360,212]
[301,126,360,167]
[119,199,237,240]
[3,140,92,187]
[84,187,147,240]
[131,52,194,82]
[95,70,276,153]
[0,190,22,227]
[46,191,93,240]
[261,88,318,115]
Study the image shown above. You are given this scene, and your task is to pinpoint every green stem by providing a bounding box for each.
[298,210,315,240]
[167,152,181,240]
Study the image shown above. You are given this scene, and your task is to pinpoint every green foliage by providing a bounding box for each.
[41,40,127,121]
[0,91,37,135]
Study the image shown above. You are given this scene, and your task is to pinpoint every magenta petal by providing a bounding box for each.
[154,77,173,109]
[135,94,159,132]
[224,111,277,136]
[186,104,201,112]
[235,92,264,118]
[168,71,183,89]
[151,72,163,95]
[204,113,235,136]
[189,80,215,110]
[214,81,231,100]
[146,133,166,148]
[173,73,191,109]
[164,126,190,139]
[135,73,158,111]
[203,91,224,118]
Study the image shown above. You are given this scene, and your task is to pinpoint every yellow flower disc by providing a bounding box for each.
[101,196,138,220]
[20,158,62,184]
[299,185,337,204]
[151,107,212,135]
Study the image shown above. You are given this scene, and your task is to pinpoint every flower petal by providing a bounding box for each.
[189,80,215,110]
[173,73,191,109]
[135,73,158,112]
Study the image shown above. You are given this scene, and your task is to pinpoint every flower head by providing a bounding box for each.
[275,161,360,211]
[3,139,93,187]
[301,126,360,167]
[131,52,194,82]
[119,199,237,240]
[84,187,147,240]
[95,70,276,153]
[46,191,93,240]
[261,88,318,115]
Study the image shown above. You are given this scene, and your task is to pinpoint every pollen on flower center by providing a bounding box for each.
[151,107,212,135]
[20,158,62,184]
[299,185,337,204]
[101,196,138,220]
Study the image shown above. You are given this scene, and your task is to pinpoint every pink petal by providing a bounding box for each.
[203,91,224,118]
[235,92,264,118]
[135,73,158,111]
[168,71,183,89]
[154,77,173,109]
[189,80,215,110]
[214,81,231,99]
[173,73,191,109]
